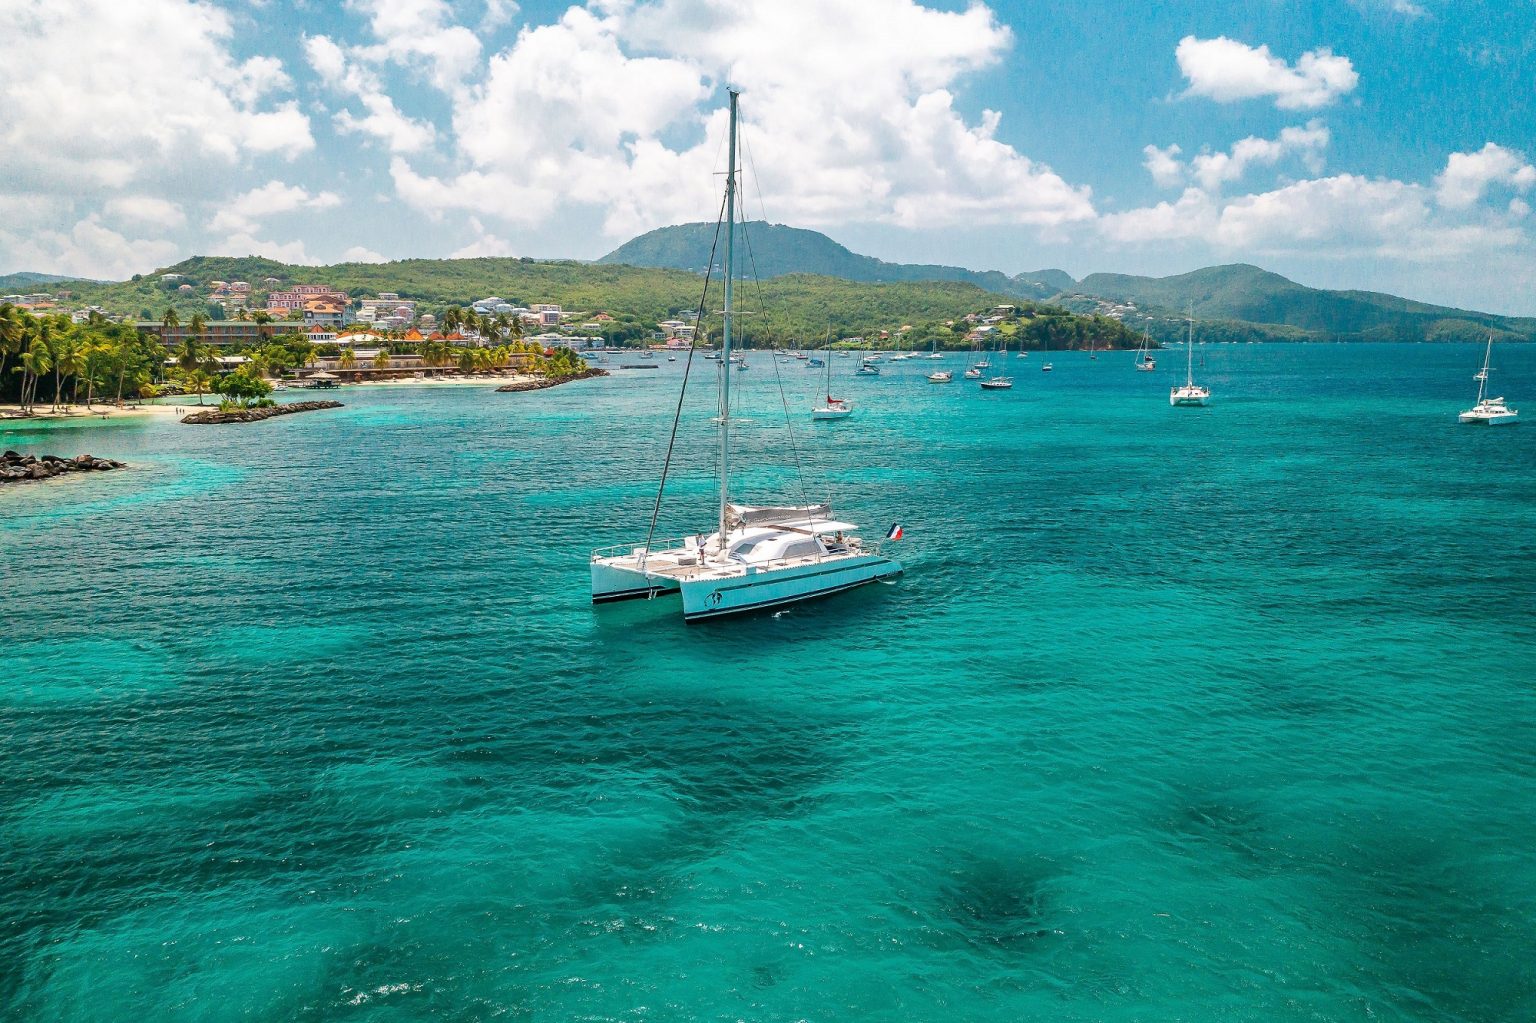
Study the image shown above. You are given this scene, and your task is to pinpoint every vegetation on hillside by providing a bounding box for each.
[39,256,1124,349]
[600,221,1072,300]
[1072,264,1536,344]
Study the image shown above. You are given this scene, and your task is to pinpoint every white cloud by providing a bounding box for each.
[1104,163,1531,264]
[304,34,437,153]
[392,0,1094,239]
[0,0,312,199]
[1176,36,1358,110]
[1189,121,1330,191]
[348,0,484,93]
[210,181,342,234]
[215,233,315,265]
[481,0,519,32]
[102,196,186,230]
[1435,142,1536,209]
[0,217,182,280]
[341,246,389,262]
[1101,188,1218,244]
[450,219,516,258]
[1143,144,1184,188]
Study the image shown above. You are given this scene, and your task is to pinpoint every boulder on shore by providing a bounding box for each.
[1,450,125,484]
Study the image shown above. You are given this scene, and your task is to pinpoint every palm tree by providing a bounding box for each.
[0,302,26,388]
[186,368,211,405]
[373,349,391,369]
[18,345,50,414]
[338,348,357,369]
[53,329,87,410]
[161,307,180,350]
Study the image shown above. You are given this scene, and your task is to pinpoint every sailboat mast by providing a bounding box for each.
[1186,304,1195,386]
[1478,334,1492,404]
[717,89,739,548]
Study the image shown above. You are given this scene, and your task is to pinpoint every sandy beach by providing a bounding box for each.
[0,402,191,422]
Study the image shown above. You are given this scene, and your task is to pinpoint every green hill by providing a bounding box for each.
[0,271,93,291]
[37,254,1104,349]
[600,222,1073,300]
[1074,264,1536,343]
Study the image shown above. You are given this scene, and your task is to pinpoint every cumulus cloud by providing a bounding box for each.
[103,196,187,229]
[0,217,182,281]
[1104,152,1532,264]
[209,181,343,234]
[305,34,437,153]
[392,0,1094,239]
[1143,144,1185,188]
[1435,142,1536,209]
[341,246,389,262]
[1,0,312,198]
[1188,121,1330,191]
[215,233,315,264]
[1176,36,1358,110]
[348,0,484,93]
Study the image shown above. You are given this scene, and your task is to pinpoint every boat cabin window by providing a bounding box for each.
[781,539,822,560]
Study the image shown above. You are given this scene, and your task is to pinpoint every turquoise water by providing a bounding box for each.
[4,344,1535,1021]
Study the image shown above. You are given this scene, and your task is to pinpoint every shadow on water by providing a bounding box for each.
[930,853,1064,956]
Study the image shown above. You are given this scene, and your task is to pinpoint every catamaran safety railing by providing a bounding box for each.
[590,537,698,562]
[592,538,885,566]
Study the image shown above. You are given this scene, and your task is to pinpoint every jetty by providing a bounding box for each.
[181,400,344,425]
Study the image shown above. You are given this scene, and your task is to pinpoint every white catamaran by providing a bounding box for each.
[1170,309,1210,407]
[590,91,902,621]
[1459,333,1518,425]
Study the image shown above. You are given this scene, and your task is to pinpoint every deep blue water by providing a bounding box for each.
[4,343,1535,1021]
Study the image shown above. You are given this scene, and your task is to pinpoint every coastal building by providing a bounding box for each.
[533,303,562,327]
[302,299,346,327]
[306,325,338,344]
[267,284,349,312]
[135,320,269,347]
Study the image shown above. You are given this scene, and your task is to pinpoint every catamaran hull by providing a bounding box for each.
[590,561,681,604]
[679,555,901,622]
[1459,411,1518,425]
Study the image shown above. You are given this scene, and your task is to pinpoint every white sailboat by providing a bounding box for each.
[963,341,983,379]
[1170,308,1210,407]
[590,91,902,620]
[1134,332,1156,371]
[813,342,853,420]
[980,342,1013,389]
[1459,334,1519,425]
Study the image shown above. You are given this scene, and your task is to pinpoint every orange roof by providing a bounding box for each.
[404,328,424,341]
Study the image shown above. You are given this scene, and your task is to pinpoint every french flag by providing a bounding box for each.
[885,523,904,541]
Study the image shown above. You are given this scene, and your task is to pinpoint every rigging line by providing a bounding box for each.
[739,213,816,520]
[641,188,729,565]
[738,131,817,517]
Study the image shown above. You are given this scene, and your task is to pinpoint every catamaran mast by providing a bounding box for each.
[1186,303,1195,386]
[718,89,739,551]
[1478,336,1488,403]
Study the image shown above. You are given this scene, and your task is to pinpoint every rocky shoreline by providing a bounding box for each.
[496,369,609,393]
[2,450,125,484]
[181,400,344,425]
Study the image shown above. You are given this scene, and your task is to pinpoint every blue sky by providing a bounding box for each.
[4,0,1535,313]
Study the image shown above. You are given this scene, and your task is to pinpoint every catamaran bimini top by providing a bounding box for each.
[706,520,859,564]
[726,502,832,529]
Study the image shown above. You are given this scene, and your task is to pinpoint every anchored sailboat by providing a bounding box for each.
[590,91,902,621]
[1170,307,1210,407]
[1459,334,1519,425]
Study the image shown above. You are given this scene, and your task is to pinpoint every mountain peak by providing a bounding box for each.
[599,222,1074,300]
